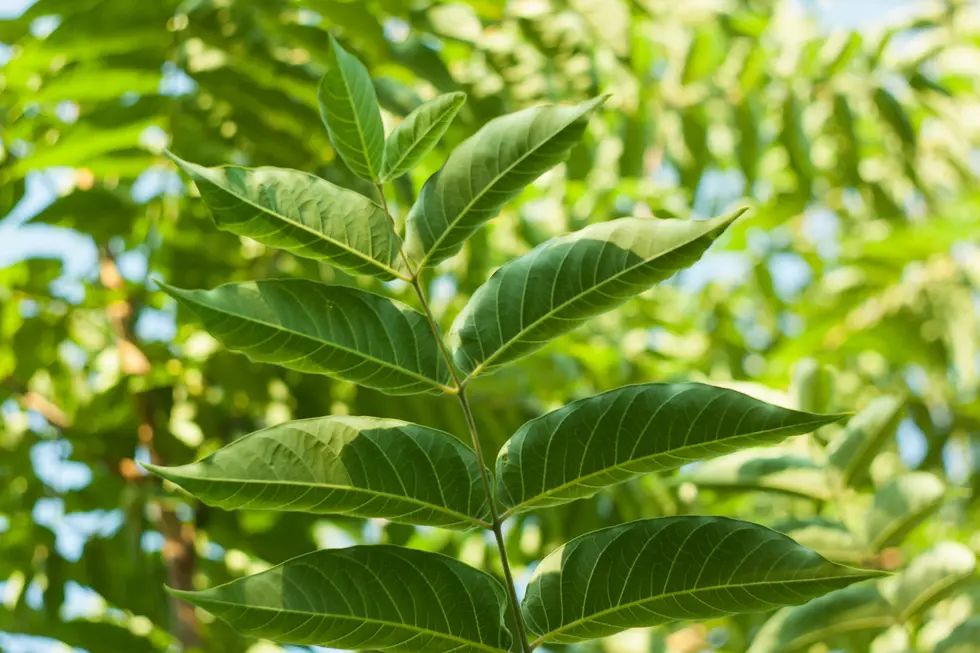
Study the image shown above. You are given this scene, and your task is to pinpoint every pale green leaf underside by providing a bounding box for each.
[828,395,904,487]
[497,382,844,515]
[318,37,385,181]
[382,92,466,181]
[167,153,405,280]
[748,583,895,653]
[775,519,869,565]
[882,542,976,621]
[172,545,513,653]
[160,279,450,395]
[450,210,745,378]
[523,516,883,645]
[680,447,834,501]
[144,415,489,529]
[404,97,606,269]
[866,471,945,551]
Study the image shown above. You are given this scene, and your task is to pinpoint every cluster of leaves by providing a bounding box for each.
[1,1,979,653]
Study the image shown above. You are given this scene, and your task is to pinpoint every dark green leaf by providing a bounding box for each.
[381,92,466,181]
[318,36,385,181]
[497,382,844,516]
[145,415,489,528]
[522,516,884,645]
[449,210,744,377]
[172,546,513,652]
[168,153,407,280]
[160,280,451,395]
[404,97,605,269]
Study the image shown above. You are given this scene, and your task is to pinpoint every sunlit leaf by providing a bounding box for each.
[145,415,489,528]
[881,542,977,621]
[828,395,905,487]
[172,546,513,652]
[381,92,466,181]
[497,382,843,515]
[865,472,945,551]
[681,447,833,501]
[168,153,407,280]
[935,616,980,653]
[450,210,744,377]
[522,516,884,645]
[403,97,605,269]
[318,36,385,181]
[160,280,451,395]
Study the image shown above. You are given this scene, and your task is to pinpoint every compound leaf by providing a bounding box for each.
[318,36,385,181]
[145,415,489,529]
[497,382,844,515]
[382,92,466,181]
[450,210,744,378]
[404,97,605,269]
[522,516,884,645]
[160,279,451,395]
[168,153,406,280]
[172,546,513,653]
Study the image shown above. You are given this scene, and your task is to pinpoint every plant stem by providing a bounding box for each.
[377,181,534,653]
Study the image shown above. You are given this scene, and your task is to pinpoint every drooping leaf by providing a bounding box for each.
[865,472,945,551]
[935,617,980,653]
[144,415,489,529]
[160,280,451,395]
[828,395,905,487]
[403,97,606,269]
[881,542,977,621]
[496,382,844,515]
[172,545,513,653]
[680,447,834,501]
[873,87,916,151]
[318,36,386,181]
[522,516,883,645]
[381,92,466,181]
[167,154,406,280]
[747,583,895,653]
[450,210,744,378]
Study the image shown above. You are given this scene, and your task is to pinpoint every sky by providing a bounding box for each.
[0,1,938,652]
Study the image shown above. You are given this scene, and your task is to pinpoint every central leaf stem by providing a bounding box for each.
[377,183,534,653]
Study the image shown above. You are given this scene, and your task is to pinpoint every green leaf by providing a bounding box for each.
[381,92,466,181]
[680,448,834,501]
[747,583,895,653]
[828,395,905,487]
[873,87,916,151]
[522,516,884,645]
[866,472,945,551]
[144,415,489,529]
[496,382,844,516]
[159,279,451,395]
[171,545,513,653]
[935,616,980,653]
[318,36,385,181]
[403,97,605,269]
[775,519,870,565]
[167,154,406,280]
[449,210,744,378]
[882,542,976,621]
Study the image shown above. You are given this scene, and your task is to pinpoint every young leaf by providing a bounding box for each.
[159,279,451,395]
[747,583,895,653]
[318,36,385,181]
[167,154,407,280]
[171,545,513,653]
[403,97,605,269]
[450,209,744,378]
[496,382,844,515]
[381,92,466,181]
[522,516,884,645]
[828,395,905,487]
[144,415,489,529]
[865,472,945,551]
[882,542,976,621]
[680,448,833,501]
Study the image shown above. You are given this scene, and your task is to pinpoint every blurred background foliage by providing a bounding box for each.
[1,0,979,652]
